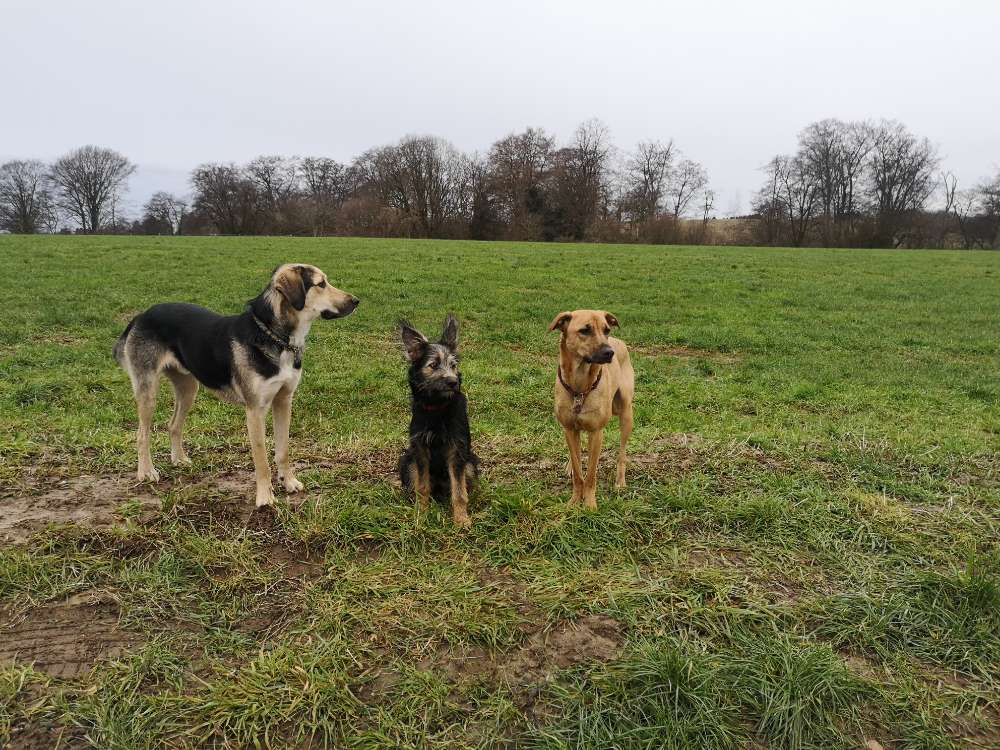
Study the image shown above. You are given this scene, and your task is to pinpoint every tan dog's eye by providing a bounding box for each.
[604,328,611,335]
[317,280,326,288]
[579,326,592,335]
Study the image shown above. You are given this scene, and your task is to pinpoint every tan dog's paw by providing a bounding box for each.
[171,453,192,466]
[137,466,160,483]
[255,487,276,508]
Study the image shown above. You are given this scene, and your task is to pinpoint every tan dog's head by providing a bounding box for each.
[549,309,619,364]
[270,263,359,321]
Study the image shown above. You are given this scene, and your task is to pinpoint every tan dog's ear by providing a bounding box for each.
[605,312,619,328]
[274,266,306,311]
[549,312,572,332]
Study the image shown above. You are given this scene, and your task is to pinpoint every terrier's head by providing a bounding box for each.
[399,314,463,400]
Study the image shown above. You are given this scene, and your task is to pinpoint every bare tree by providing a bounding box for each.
[300,157,348,235]
[142,191,187,235]
[624,140,674,222]
[190,163,267,235]
[0,159,56,233]
[798,119,872,243]
[865,120,939,246]
[487,127,553,238]
[668,158,709,218]
[48,146,135,233]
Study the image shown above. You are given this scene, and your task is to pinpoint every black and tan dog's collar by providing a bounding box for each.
[249,308,303,368]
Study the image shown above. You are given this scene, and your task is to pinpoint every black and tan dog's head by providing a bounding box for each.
[400,315,463,399]
[549,309,619,364]
[268,263,359,322]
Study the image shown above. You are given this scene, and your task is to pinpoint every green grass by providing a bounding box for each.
[0,235,998,748]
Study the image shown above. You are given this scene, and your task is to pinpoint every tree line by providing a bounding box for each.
[2,118,997,248]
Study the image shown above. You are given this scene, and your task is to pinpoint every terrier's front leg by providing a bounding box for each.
[408,457,431,512]
[448,458,472,529]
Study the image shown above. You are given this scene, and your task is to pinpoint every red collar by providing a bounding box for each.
[420,402,450,413]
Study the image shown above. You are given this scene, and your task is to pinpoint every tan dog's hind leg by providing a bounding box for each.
[272,387,303,494]
[564,427,585,505]
[448,459,472,529]
[408,460,431,512]
[134,375,160,482]
[165,370,198,466]
[245,406,274,507]
[584,429,604,509]
[616,397,633,489]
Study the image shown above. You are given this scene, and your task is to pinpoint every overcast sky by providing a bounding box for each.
[2,0,997,216]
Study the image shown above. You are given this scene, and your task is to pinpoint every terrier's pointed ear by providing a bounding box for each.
[549,312,572,332]
[399,320,428,363]
[440,314,459,350]
[274,266,306,311]
[604,312,619,328]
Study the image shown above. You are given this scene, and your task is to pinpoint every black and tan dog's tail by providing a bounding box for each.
[113,317,137,366]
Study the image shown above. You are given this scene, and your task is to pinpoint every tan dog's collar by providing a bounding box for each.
[558,366,603,414]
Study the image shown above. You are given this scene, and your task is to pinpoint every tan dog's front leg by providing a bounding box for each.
[564,427,584,505]
[272,388,303,494]
[584,429,604,509]
[448,459,472,529]
[245,406,274,507]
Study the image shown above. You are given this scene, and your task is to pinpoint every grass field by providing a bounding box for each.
[0,235,998,749]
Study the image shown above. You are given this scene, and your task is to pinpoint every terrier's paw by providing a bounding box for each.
[453,514,472,530]
[137,466,160,483]
[281,476,304,494]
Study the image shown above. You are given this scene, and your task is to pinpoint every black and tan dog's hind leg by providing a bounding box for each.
[165,369,198,467]
[131,370,162,482]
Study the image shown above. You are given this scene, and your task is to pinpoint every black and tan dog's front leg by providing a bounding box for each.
[245,405,275,508]
[448,455,472,529]
[272,387,303,494]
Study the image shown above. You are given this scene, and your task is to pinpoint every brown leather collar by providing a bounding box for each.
[558,366,603,414]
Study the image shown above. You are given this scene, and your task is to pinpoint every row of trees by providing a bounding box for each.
[752,118,1000,249]
[3,119,997,248]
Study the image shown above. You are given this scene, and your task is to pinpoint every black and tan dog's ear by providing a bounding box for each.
[604,312,619,328]
[274,266,306,311]
[399,320,429,363]
[548,312,572,332]
[440,314,459,350]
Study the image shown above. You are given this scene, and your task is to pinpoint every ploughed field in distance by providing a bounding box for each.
[1,235,998,750]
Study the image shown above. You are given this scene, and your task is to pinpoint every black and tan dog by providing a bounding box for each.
[397,315,479,528]
[114,264,359,507]
[549,309,634,509]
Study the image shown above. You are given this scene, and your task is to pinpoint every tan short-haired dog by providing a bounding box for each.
[549,310,635,508]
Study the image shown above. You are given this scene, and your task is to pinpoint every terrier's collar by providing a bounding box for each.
[420,401,451,413]
[558,366,603,414]
[248,307,303,368]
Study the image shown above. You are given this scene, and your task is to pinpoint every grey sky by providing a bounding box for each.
[2,0,997,216]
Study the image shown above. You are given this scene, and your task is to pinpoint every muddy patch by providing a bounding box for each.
[406,614,622,711]
[0,591,141,679]
[0,475,161,545]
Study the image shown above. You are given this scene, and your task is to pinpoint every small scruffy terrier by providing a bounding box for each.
[397,315,479,528]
